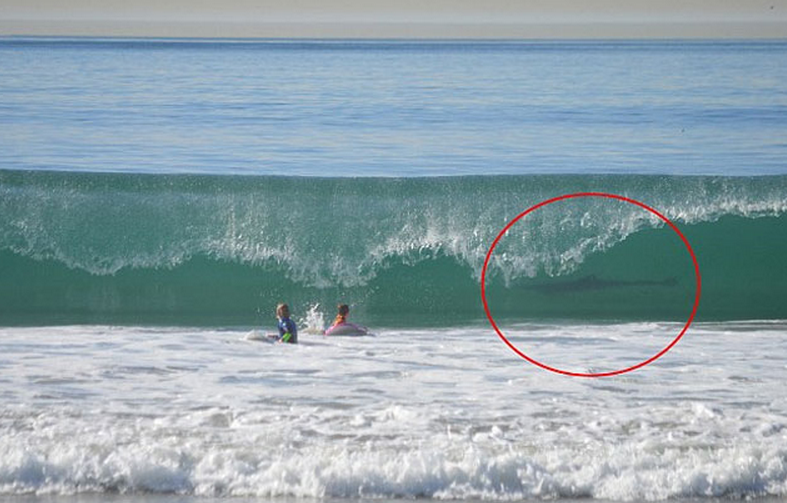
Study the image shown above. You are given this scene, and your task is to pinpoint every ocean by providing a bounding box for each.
[1,38,786,501]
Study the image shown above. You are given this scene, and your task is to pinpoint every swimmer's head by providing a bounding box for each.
[276,303,290,318]
[337,304,349,316]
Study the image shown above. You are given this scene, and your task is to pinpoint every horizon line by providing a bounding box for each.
[2,19,786,40]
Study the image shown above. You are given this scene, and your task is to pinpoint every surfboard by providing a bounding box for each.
[244,330,279,343]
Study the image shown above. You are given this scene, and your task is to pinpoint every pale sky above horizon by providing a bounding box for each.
[1,0,786,38]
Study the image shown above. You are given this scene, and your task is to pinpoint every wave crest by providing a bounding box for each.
[2,171,785,287]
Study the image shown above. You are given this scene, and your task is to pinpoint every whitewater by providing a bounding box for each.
[1,321,786,500]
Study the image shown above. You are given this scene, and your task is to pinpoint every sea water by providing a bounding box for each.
[1,39,787,177]
[1,38,786,501]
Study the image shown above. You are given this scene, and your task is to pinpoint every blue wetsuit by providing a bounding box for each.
[277,317,298,344]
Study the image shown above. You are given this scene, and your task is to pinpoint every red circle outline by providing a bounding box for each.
[480,192,702,377]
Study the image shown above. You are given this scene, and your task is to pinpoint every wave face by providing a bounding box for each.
[1,170,786,325]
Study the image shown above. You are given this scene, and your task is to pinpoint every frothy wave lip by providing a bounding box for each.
[1,170,786,285]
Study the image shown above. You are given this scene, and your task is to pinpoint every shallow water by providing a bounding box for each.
[1,322,786,500]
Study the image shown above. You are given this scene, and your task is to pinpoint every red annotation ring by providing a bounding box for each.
[480,192,702,378]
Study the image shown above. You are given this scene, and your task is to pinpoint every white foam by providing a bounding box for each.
[0,323,786,499]
[299,304,327,334]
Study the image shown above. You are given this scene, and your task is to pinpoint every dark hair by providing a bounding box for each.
[337,304,349,315]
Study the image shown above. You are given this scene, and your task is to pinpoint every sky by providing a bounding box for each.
[1,0,786,38]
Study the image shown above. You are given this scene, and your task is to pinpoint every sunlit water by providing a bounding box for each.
[2,38,787,502]
[1,39,786,176]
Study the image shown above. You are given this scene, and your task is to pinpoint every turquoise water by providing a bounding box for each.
[1,169,785,325]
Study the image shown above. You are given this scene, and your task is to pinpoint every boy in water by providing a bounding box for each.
[330,304,350,328]
[275,303,298,344]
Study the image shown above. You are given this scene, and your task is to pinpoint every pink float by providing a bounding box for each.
[323,322,369,336]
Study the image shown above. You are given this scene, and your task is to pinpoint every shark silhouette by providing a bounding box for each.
[528,274,678,295]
